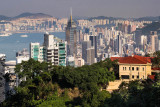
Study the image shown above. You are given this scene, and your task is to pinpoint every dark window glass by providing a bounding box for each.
[121,75,129,79]
[136,67,139,71]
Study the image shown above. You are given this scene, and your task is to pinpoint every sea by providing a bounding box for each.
[0,32,65,61]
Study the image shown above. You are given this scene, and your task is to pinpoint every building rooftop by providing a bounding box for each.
[5,60,16,66]
[111,55,151,64]
[148,75,155,80]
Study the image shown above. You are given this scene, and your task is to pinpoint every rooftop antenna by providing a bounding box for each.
[70,7,72,21]
[70,7,73,26]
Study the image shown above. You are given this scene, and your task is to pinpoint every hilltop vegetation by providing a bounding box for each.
[1,58,160,107]
[1,59,116,107]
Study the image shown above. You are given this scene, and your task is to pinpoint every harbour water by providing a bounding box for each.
[0,32,65,61]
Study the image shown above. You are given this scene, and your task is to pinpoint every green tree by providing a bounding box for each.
[153,51,160,67]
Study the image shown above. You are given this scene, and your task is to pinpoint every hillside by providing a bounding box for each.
[0,15,10,21]
[0,12,53,21]
[11,12,53,20]
[141,21,160,35]
[88,16,125,21]
[134,16,160,22]
[88,16,160,22]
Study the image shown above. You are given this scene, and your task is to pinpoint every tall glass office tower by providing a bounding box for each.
[65,10,77,57]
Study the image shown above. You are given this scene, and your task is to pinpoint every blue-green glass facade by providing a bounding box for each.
[59,43,66,66]
[33,45,39,61]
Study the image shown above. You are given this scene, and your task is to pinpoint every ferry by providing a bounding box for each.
[20,35,28,37]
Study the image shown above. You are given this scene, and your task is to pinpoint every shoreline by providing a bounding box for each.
[0,31,65,34]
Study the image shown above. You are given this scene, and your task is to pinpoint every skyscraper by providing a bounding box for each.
[43,33,67,66]
[86,47,95,65]
[82,40,91,63]
[30,42,44,62]
[135,29,142,47]
[89,35,98,58]
[58,42,67,66]
[65,9,77,57]
[117,35,123,56]
[140,35,147,52]
[30,33,67,66]
[151,34,158,53]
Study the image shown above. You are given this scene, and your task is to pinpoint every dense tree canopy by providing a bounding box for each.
[1,58,160,107]
[105,80,160,107]
[1,58,117,107]
[152,51,160,68]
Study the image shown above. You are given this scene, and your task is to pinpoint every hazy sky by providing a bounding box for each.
[0,0,159,18]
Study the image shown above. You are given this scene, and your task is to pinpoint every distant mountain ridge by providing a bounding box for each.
[12,12,53,20]
[0,12,53,21]
[141,21,160,35]
[134,16,160,22]
[0,15,10,20]
[88,16,160,22]
[0,13,159,21]
[88,16,125,21]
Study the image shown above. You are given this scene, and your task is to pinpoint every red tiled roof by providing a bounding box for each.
[111,55,151,64]
[148,75,155,80]
[151,68,160,70]
[110,57,122,61]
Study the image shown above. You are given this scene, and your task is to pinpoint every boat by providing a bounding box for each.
[20,35,28,37]
[0,33,12,37]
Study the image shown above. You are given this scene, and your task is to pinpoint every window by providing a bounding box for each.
[143,67,144,71]
[132,75,134,79]
[136,67,139,71]
[123,67,124,70]
[121,75,129,79]
[129,67,131,70]
[137,76,139,79]
[132,67,134,71]
[123,67,126,71]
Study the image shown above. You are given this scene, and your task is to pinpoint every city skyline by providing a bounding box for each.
[0,0,159,18]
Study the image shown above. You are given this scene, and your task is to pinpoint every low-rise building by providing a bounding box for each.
[16,48,30,64]
[111,55,152,81]
[4,60,17,92]
[66,56,75,67]
[75,57,84,67]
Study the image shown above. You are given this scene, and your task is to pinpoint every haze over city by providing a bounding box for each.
[1,0,160,106]
[0,0,160,18]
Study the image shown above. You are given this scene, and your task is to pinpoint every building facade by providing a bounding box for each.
[30,33,67,66]
[30,42,44,62]
[16,48,30,64]
[65,14,77,57]
[111,55,152,81]
[89,35,98,58]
